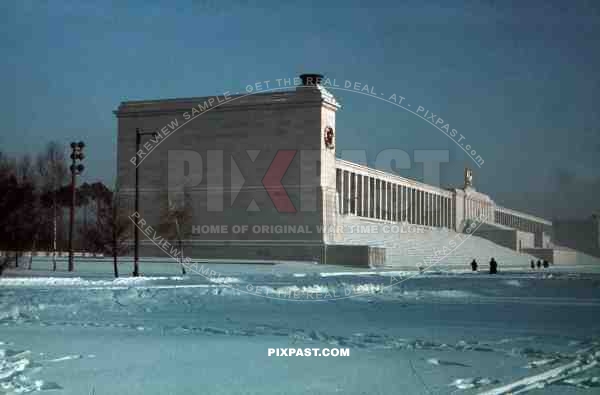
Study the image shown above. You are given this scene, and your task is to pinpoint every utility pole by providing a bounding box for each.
[68,141,85,272]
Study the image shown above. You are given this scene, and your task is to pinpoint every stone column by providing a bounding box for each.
[345,170,350,215]
[435,195,438,227]
[364,174,368,217]
[374,179,378,219]
[432,193,435,226]
[450,195,454,230]
[360,174,365,217]
[419,190,422,225]
[421,191,427,225]
[424,191,428,226]
[397,184,401,222]
[413,188,417,224]
[408,187,412,223]
[378,179,382,220]
[441,196,444,227]
[386,182,390,221]
[395,184,399,222]
[431,194,434,227]
[442,197,446,228]
[387,182,391,221]
[410,187,414,224]
[422,191,426,226]
[429,192,432,226]
[410,188,417,224]
[435,194,441,228]
[390,183,394,221]
[340,170,345,214]
[381,180,385,220]
[447,197,451,228]
[428,193,432,226]
[353,173,357,215]
[405,187,408,223]
[447,196,450,229]
[416,189,419,224]
[391,183,394,221]
[382,180,385,220]
[390,183,393,221]
[404,186,408,222]
[343,170,347,215]
[432,194,436,227]
[446,197,449,228]
[437,195,441,227]
[418,189,421,225]
[384,181,387,220]
[421,190,424,225]
[396,185,399,222]
[367,176,371,218]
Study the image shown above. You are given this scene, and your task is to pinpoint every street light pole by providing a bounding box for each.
[68,141,85,272]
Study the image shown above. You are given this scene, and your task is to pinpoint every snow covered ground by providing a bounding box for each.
[1,257,600,394]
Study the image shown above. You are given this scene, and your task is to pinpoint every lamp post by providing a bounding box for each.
[133,128,157,277]
[68,141,85,272]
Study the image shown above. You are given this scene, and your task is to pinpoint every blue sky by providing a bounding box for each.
[1,0,599,219]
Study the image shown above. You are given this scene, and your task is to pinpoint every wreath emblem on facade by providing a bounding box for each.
[324,126,335,149]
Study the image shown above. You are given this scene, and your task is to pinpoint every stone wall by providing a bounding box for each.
[116,83,340,262]
[516,230,535,251]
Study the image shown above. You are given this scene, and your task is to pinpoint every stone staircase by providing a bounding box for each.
[331,215,538,270]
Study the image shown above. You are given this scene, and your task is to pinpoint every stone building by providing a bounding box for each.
[115,74,553,267]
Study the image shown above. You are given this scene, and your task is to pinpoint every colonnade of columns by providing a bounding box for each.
[336,167,454,229]
[464,197,494,223]
[335,161,551,235]
[494,207,551,234]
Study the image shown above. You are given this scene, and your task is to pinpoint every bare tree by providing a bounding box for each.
[36,142,67,271]
[158,189,193,275]
[85,186,130,277]
[16,154,40,269]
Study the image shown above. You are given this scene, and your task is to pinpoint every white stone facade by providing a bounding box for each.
[116,76,553,263]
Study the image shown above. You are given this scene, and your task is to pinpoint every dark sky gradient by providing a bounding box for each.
[1,0,598,220]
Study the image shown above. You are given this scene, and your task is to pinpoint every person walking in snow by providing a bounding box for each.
[537,260,542,269]
[489,257,498,274]
[543,260,549,268]
[471,259,478,272]
[530,260,535,270]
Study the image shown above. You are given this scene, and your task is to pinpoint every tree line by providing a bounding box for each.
[1,141,192,277]
[0,142,129,276]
